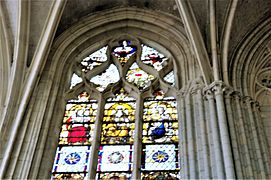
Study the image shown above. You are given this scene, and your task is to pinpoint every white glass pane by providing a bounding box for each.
[52,146,91,173]
[70,73,83,89]
[98,145,133,172]
[90,64,120,91]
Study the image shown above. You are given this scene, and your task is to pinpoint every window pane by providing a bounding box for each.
[81,46,108,73]
[141,91,179,176]
[126,63,154,90]
[112,40,136,65]
[52,92,97,179]
[90,64,120,92]
[141,44,168,71]
[97,89,135,177]
[164,71,175,86]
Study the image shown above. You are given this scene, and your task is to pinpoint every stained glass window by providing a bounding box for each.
[141,90,179,178]
[70,73,83,89]
[126,63,154,90]
[97,89,135,177]
[90,64,120,92]
[80,46,108,72]
[52,92,98,179]
[141,44,168,71]
[112,40,136,65]
[53,38,179,179]
[164,71,175,86]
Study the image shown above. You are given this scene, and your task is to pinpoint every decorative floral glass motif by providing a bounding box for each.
[80,46,108,72]
[70,73,83,89]
[90,64,120,92]
[112,40,136,65]
[142,144,177,170]
[141,44,168,71]
[164,71,175,86]
[97,145,133,172]
[52,146,91,179]
[126,63,154,90]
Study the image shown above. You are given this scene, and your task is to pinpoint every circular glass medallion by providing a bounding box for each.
[64,152,81,165]
[152,150,169,163]
[108,151,124,164]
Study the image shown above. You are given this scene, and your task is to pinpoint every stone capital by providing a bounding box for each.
[232,91,242,100]
[223,86,234,99]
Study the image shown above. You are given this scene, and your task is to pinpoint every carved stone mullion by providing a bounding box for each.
[89,98,105,179]
[223,87,243,179]
[132,96,143,179]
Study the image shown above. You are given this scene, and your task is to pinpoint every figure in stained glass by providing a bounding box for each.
[80,46,108,72]
[141,44,168,71]
[126,63,154,90]
[112,40,136,65]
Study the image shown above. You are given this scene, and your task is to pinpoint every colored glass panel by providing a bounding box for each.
[164,71,175,86]
[70,73,83,89]
[52,92,97,179]
[141,44,168,71]
[126,63,154,90]
[141,91,179,174]
[90,64,120,92]
[141,171,180,180]
[97,172,132,180]
[53,173,87,180]
[112,40,136,65]
[81,46,108,72]
[97,145,133,172]
[52,146,91,177]
[101,89,136,144]
[60,93,98,145]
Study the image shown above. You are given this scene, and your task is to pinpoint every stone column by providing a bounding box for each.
[243,97,266,179]
[211,81,235,179]
[177,89,187,179]
[253,102,271,178]
[195,88,210,178]
[185,92,197,179]
[224,87,243,178]
[232,92,253,178]
[204,88,224,178]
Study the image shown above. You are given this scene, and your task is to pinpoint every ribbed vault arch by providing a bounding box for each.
[230,17,271,97]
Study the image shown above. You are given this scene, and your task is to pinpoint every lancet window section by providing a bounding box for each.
[52,37,179,179]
